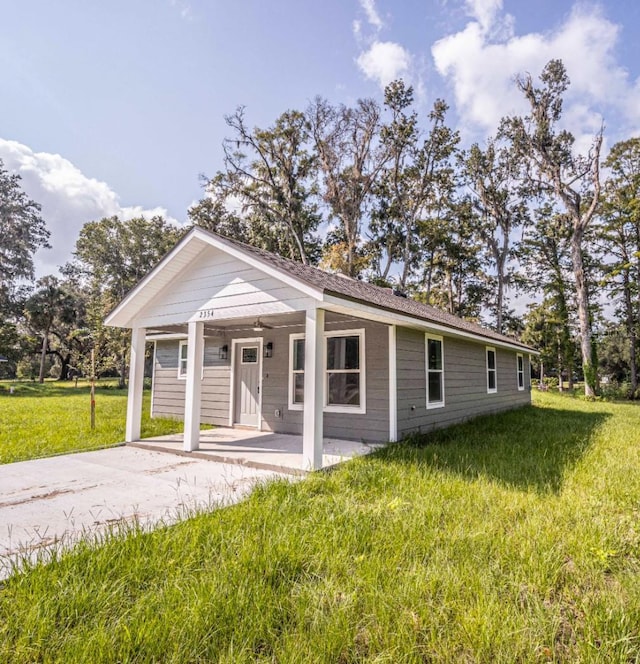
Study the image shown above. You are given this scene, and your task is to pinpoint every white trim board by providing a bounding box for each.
[321,295,537,355]
[287,328,367,415]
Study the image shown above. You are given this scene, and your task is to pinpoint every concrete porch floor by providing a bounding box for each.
[128,427,385,475]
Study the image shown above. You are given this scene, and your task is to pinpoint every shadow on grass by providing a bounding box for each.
[0,383,135,399]
[376,404,610,494]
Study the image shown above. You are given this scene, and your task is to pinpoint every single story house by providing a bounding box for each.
[106,227,536,470]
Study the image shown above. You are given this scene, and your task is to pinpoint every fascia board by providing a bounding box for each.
[321,293,539,355]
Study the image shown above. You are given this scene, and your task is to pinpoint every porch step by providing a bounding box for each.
[126,441,307,477]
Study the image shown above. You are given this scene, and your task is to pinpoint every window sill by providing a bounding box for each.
[427,401,445,410]
[324,404,366,415]
[288,403,366,415]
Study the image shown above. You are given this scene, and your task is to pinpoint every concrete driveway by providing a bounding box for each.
[0,445,286,578]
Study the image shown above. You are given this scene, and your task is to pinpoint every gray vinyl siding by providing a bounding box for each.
[151,314,390,442]
[152,339,231,426]
[153,320,530,443]
[396,328,531,438]
[257,316,390,443]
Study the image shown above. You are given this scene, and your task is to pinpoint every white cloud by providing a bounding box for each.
[0,139,177,277]
[432,3,640,144]
[464,0,504,34]
[357,41,412,89]
[359,0,383,31]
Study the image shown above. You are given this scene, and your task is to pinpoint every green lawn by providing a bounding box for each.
[2,392,640,662]
[0,380,183,464]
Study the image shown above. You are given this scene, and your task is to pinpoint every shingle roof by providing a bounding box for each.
[203,228,536,352]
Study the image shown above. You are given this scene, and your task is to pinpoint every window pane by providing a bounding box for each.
[488,370,496,390]
[428,371,442,403]
[428,339,442,371]
[294,373,305,404]
[327,372,360,406]
[293,339,305,371]
[327,336,359,370]
[242,347,258,363]
[487,350,496,370]
[518,356,523,372]
[180,343,188,360]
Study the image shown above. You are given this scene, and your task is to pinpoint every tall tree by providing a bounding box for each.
[188,172,250,242]
[369,81,460,289]
[522,299,576,386]
[462,137,529,333]
[24,276,80,382]
[0,158,49,293]
[518,205,576,389]
[0,158,49,359]
[64,216,181,386]
[501,59,603,396]
[218,108,321,263]
[418,197,488,320]
[599,137,640,397]
[308,96,387,277]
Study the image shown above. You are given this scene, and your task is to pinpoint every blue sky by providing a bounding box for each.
[2,0,640,276]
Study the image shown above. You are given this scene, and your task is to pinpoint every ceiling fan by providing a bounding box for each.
[252,318,273,332]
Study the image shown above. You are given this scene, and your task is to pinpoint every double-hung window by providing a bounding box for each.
[178,340,189,378]
[325,331,364,411]
[486,347,497,393]
[288,329,366,413]
[426,335,445,408]
[517,353,525,390]
[290,334,305,406]
[177,340,204,380]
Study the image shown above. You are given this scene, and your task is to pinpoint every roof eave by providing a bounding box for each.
[322,291,539,354]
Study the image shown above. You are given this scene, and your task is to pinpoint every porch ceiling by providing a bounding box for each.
[145,310,369,338]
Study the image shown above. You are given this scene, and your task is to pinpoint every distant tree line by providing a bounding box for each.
[1,59,639,398]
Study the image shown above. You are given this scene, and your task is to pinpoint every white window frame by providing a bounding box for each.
[517,353,525,391]
[177,340,204,380]
[425,334,445,409]
[324,328,366,414]
[178,340,188,379]
[486,346,497,394]
[288,328,366,414]
[288,333,306,410]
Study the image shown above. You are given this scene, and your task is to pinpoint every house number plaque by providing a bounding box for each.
[198,309,216,319]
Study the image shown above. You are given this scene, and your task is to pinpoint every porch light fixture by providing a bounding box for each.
[264,342,273,358]
[219,344,228,360]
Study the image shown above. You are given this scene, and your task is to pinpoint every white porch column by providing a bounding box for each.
[125,327,146,442]
[303,307,324,470]
[388,324,398,442]
[183,320,204,452]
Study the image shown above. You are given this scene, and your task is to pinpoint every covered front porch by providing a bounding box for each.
[126,427,384,476]
[106,228,398,470]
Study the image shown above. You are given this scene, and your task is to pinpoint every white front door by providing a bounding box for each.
[234,344,260,427]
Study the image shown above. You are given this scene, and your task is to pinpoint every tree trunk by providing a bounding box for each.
[58,352,72,382]
[571,228,595,397]
[38,327,49,384]
[424,252,434,303]
[496,266,504,334]
[623,271,638,397]
[557,344,564,392]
